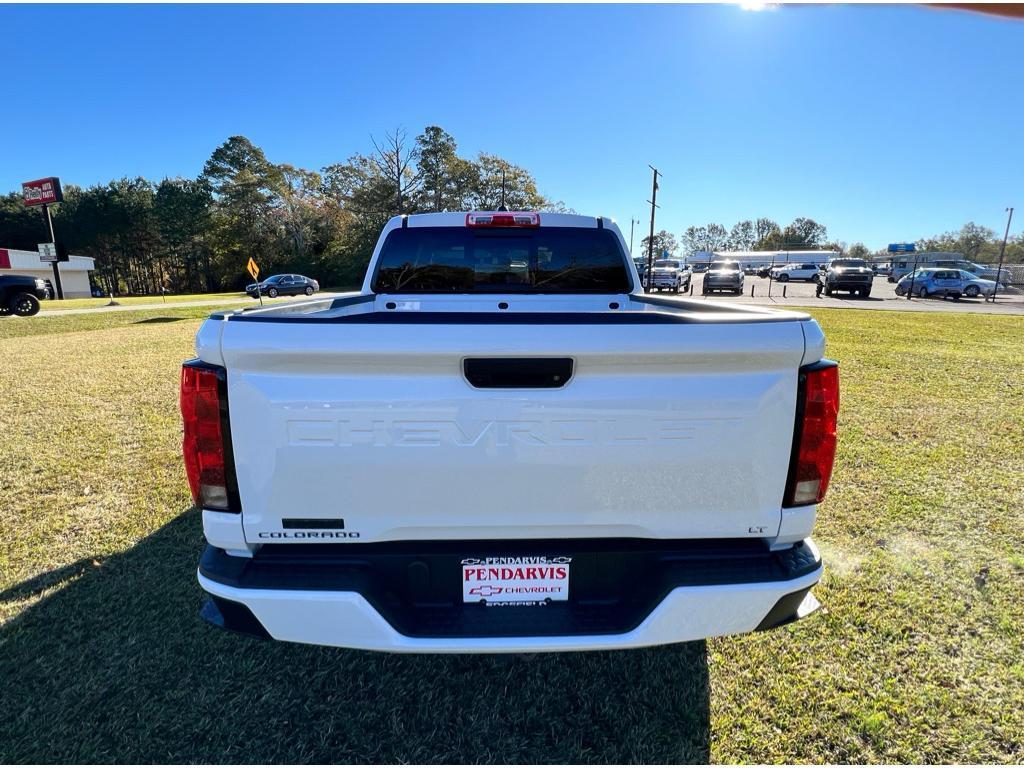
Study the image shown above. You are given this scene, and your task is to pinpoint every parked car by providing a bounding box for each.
[888,257,994,283]
[648,258,690,293]
[821,258,874,297]
[703,259,744,294]
[975,264,1014,286]
[894,268,996,299]
[185,210,833,653]
[632,257,648,283]
[0,274,48,317]
[770,263,825,283]
[246,274,320,298]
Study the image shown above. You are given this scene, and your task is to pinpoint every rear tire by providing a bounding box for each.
[267,287,278,298]
[9,292,41,317]
[778,273,789,282]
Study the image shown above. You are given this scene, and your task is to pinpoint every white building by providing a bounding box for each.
[0,247,96,298]
[689,249,839,267]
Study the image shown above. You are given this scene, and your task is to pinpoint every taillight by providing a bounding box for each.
[466,212,540,228]
[180,361,238,512]
[783,360,839,508]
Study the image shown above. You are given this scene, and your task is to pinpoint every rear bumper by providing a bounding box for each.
[197,538,823,653]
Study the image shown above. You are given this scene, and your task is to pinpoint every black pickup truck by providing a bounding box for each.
[821,258,874,297]
[0,274,48,317]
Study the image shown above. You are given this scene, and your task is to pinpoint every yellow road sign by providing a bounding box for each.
[246,257,259,281]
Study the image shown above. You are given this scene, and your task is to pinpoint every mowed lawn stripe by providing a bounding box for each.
[0,308,1022,763]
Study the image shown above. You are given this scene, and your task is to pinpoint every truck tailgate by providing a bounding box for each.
[217,318,807,543]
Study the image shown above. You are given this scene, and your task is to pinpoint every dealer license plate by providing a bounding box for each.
[461,556,572,605]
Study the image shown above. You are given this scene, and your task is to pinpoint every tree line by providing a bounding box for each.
[642,217,1023,264]
[641,216,834,261]
[3,133,1020,295]
[0,127,566,294]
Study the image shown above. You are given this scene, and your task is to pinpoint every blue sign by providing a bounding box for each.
[887,243,916,253]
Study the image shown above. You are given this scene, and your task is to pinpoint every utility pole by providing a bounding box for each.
[990,207,1013,302]
[906,247,921,301]
[42,203,64,300]
[645,166,661,292]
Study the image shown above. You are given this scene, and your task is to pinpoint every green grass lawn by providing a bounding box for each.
[1,308,1022,762]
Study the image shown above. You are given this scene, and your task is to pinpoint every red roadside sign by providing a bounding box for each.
[22,177,63,207]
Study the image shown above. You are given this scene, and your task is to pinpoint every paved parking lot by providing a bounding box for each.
[663,274,1024,315]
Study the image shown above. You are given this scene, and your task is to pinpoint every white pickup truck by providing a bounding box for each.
[182,211,837,653]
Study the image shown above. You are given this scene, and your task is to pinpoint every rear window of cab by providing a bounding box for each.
[371,226,632,294]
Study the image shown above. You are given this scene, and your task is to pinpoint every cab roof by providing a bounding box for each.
[397,211,610,229]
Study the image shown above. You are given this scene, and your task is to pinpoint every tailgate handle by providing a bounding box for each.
[463,358,573,389]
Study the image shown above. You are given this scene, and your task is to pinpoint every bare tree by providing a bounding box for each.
[370,128,421,213]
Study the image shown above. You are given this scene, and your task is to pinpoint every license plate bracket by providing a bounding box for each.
[461,556,571,606]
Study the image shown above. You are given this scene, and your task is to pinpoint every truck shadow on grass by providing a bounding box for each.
[0,510,710,764]
[132,316,192,324]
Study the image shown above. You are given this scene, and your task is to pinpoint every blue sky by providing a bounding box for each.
[2,3,1022,249]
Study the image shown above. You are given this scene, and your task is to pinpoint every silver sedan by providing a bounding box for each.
[894,269,997,299]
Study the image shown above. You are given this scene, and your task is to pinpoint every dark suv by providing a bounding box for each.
[0,274,48,317]
[822,258,874,297]
[245,274,320,299]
